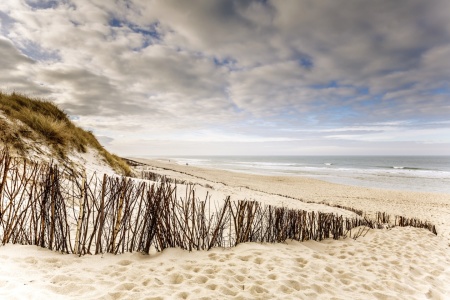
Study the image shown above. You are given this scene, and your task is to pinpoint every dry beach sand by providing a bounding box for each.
[1,158,450,299]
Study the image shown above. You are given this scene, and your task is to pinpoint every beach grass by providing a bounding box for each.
[0,91,130,175]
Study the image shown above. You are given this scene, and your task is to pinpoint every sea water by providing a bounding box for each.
[168,156,450,194]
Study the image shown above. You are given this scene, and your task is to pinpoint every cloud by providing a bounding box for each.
[0,0,449,155]
[0,37,33,69]
[0,36,52,94]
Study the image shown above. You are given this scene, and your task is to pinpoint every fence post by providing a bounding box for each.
[112,178,126,253]
[49,167,56,250]
[0,152,11,213]
[95,174,107,254]
[74,170,86,255]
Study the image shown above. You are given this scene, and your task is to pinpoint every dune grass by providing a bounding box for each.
[0,91,131,175]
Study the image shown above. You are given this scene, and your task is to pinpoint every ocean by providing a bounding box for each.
[168,156,450,194]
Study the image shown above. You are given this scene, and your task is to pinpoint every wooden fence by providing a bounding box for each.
[0,149,437,256]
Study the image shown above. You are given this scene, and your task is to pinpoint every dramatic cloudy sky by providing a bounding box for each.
[1,0,450,156]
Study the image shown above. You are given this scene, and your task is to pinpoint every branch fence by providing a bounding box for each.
[0,149,437,256]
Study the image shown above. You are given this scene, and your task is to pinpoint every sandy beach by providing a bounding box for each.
[133,158,450,242]
[1,158,450,299]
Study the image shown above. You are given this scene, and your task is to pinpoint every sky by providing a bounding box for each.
[1,0,450,156]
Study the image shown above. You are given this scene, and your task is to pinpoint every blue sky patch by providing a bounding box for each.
[19,40,60,62]
[298,56,313,70]
[25,0,59,10]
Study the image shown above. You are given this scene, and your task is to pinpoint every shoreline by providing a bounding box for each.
[131,157,450,242]
[149,155,450,194]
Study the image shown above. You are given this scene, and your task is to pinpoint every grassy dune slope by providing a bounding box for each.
[0,91,130,175]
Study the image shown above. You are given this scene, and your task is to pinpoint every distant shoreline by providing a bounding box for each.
[131,155,450,194]
[131,156,450,243]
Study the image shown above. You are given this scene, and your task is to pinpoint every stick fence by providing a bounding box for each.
[0,149,437,256]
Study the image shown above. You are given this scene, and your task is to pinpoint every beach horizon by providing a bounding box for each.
[135,155,450,194]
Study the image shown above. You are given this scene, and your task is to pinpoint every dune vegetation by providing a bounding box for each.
[0,91,130,175]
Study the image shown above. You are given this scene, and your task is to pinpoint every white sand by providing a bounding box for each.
[1,158,450,299]
[1,228,449,299]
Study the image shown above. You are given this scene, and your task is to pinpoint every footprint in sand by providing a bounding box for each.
[253,257,264,265]
[288,280,303,291]
[107,291,124,300]
[278,284,293,294]
[50,274,74,284]
[238,267,249,275]
[295,257,309,267]
[249,285,268,295]
[168,273,184,284]
[117,260,133,266]
[193,275,209,284]
[268,274,277,280]
[237,255,251,262]
[206,283,218,290]
[141,278,152,287]
[117,282,138,291]
[24,257,38,265]
[176,292,189,299]
[203,268,215,275]
[219,286,238,297]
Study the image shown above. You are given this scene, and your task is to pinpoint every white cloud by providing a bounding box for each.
[1,0,449,155]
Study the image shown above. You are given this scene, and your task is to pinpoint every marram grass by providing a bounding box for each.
[0,91,130,175]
